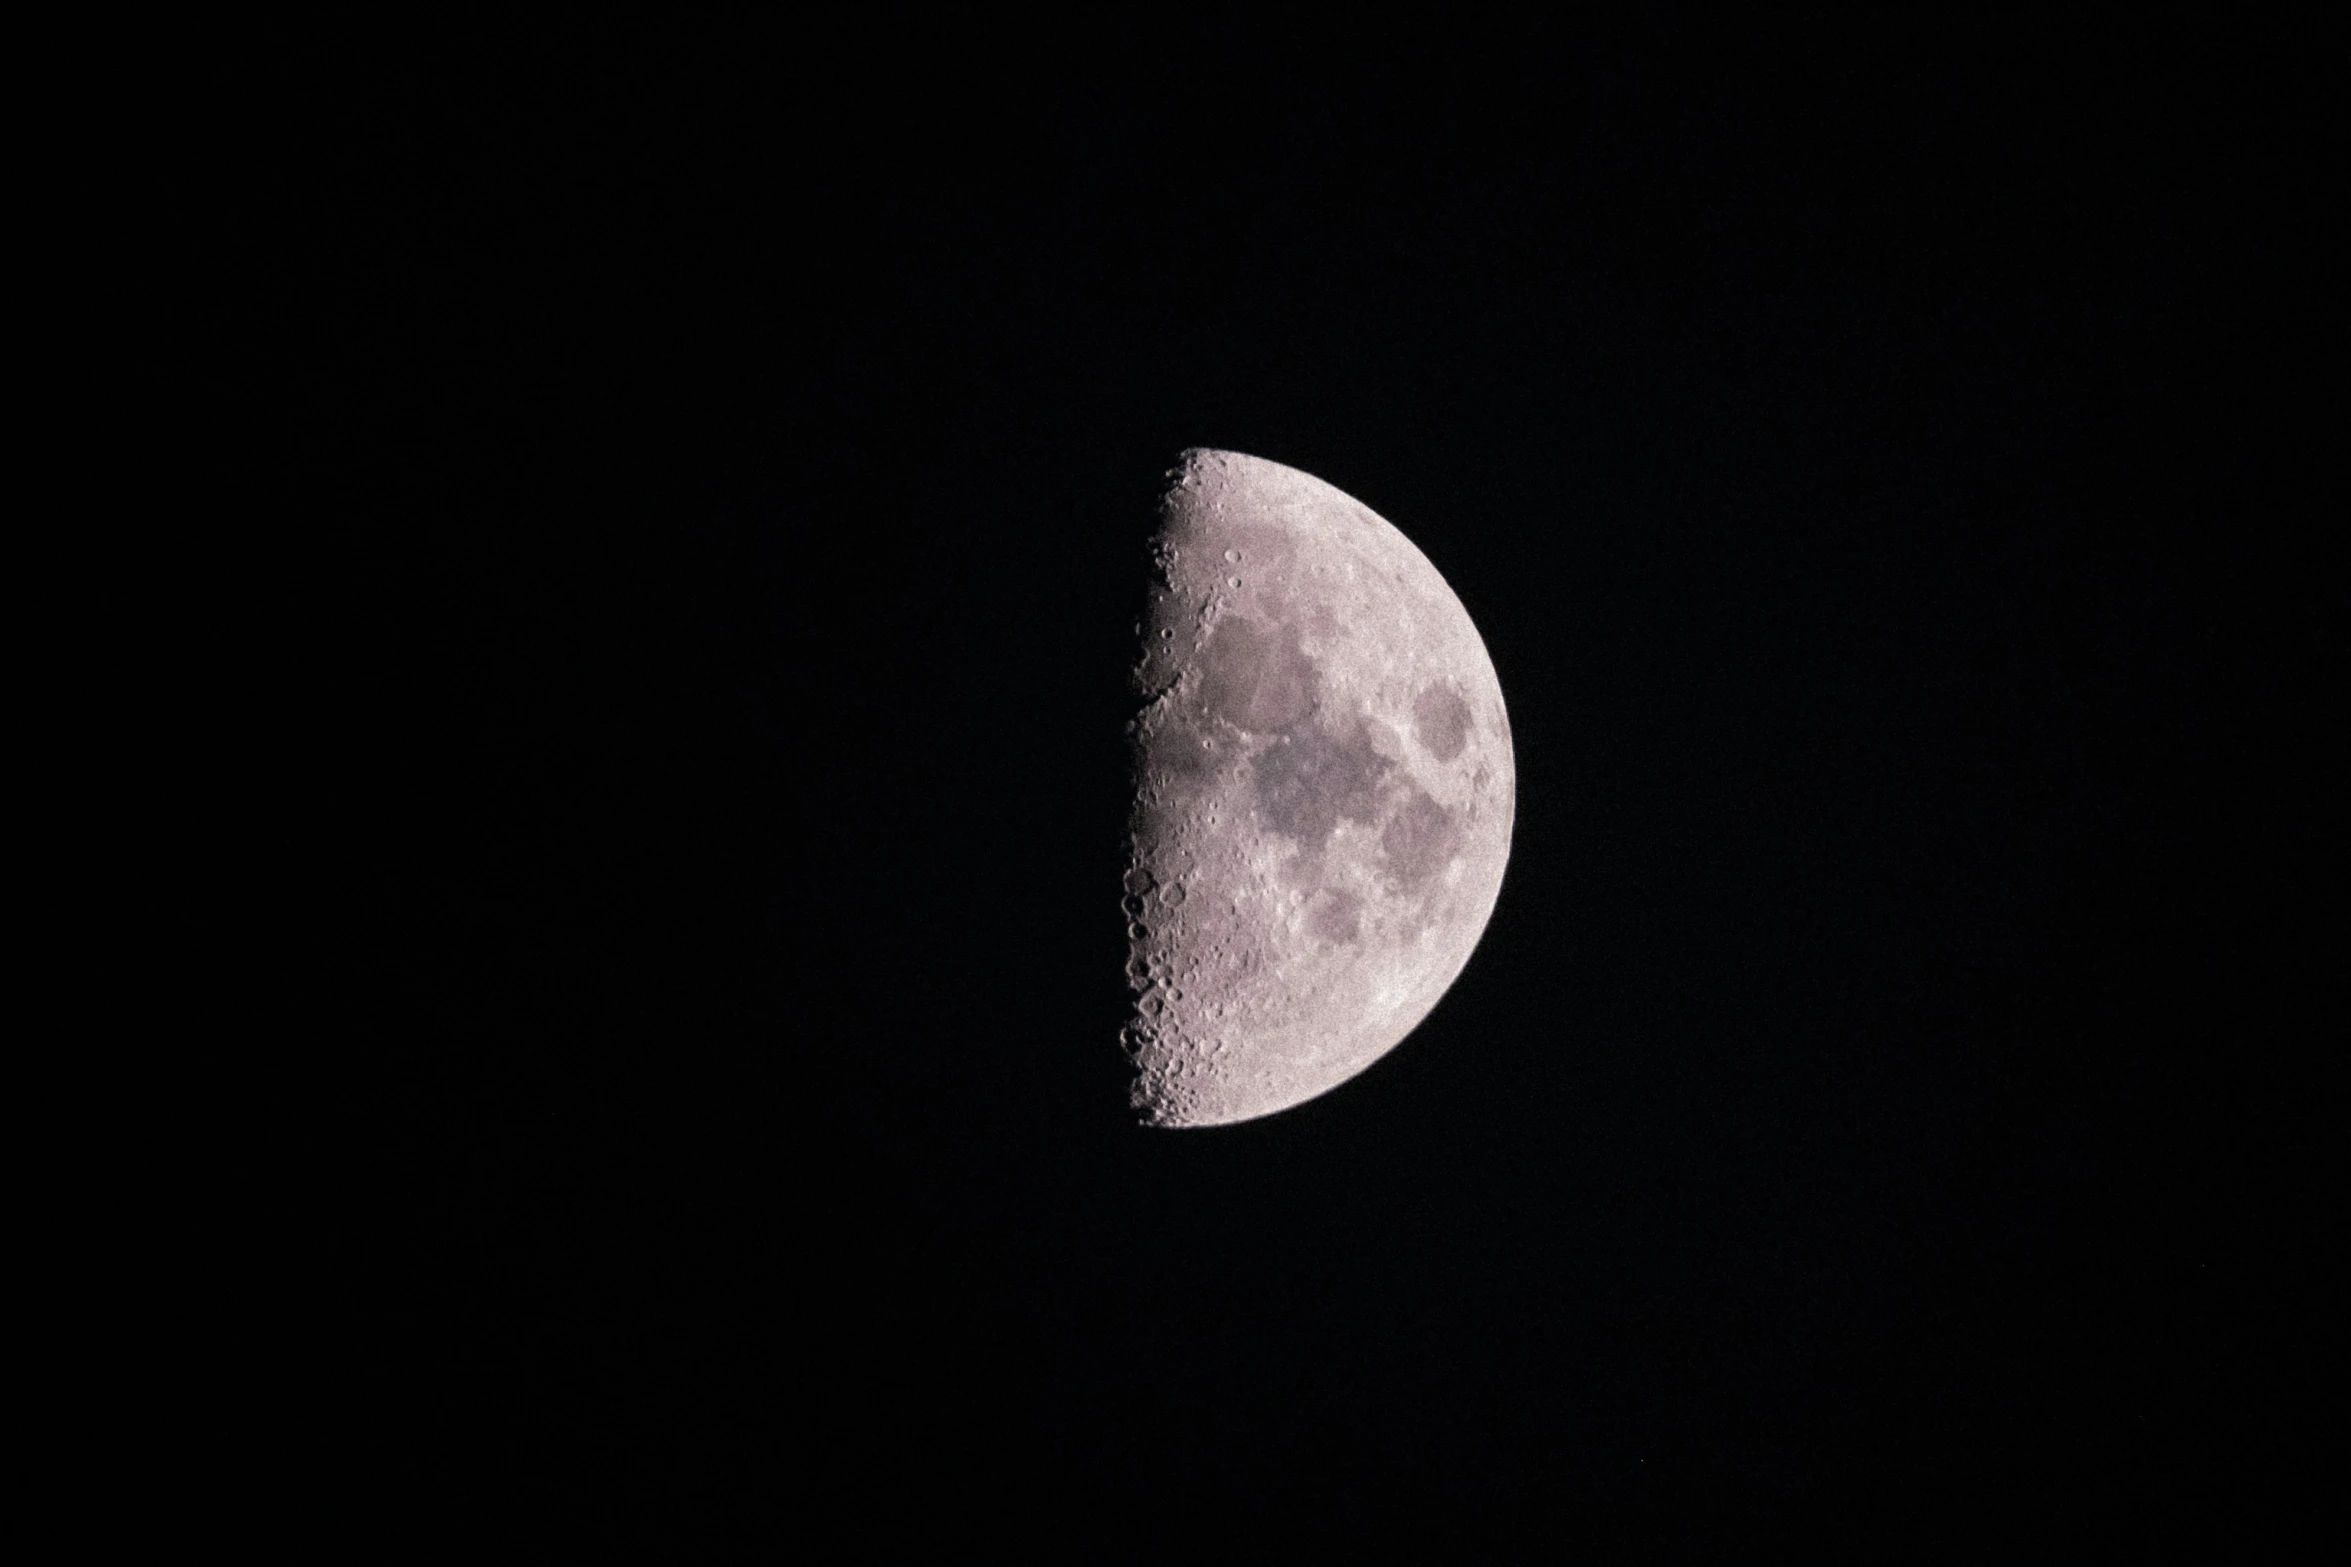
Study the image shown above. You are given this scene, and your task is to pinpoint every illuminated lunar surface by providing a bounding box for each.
[1123,450,1516,1127]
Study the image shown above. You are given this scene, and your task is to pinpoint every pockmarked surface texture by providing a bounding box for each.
[1123,450,1516,1127]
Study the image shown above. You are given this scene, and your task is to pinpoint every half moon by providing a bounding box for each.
[1123,449,1516,1127]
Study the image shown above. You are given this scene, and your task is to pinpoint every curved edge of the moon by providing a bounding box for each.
[1122,449,1517,1128]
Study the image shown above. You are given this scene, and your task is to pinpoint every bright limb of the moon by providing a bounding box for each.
[1123,450,1515,1127]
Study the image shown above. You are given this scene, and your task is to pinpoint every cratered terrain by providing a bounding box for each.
[1123,450,1516,1127]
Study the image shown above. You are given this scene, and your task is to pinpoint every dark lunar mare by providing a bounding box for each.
[1251,722,1392,851]
[1196,614,1320,734]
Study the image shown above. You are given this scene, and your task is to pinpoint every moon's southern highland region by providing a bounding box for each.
[1122,450,1515,1128]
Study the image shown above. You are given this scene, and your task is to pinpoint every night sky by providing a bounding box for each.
[235,15,2324,1554]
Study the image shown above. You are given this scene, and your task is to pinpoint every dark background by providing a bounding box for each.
[210,14,2324,1555]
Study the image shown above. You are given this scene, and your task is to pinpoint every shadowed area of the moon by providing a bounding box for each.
[1122,449,1516,1126]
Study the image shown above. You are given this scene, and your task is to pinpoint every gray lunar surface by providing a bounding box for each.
[1123,450,1516,1127]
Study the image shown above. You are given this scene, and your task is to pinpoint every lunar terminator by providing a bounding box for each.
[1123,450,1515,1126]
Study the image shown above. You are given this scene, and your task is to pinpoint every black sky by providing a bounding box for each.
[228,14,2327,1555]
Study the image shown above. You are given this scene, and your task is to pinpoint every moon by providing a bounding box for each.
[1122,450,1516,1127]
